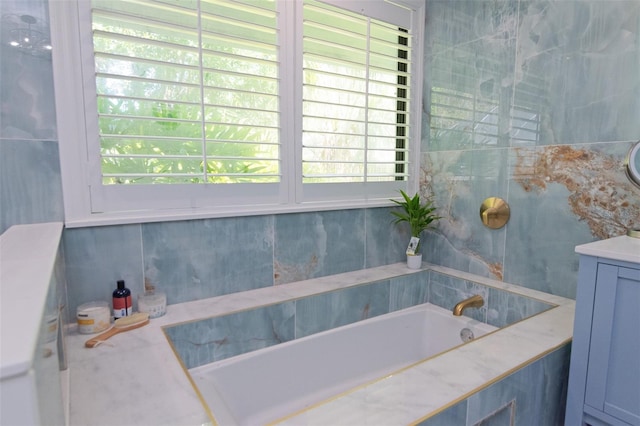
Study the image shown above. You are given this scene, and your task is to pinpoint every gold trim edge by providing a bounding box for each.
[162,329,219,426]
[408,337,572,425]
[269,304,566,425]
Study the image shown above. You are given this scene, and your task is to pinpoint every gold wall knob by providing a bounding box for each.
[480,197,510,229]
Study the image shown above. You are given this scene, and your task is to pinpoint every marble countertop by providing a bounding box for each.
[65,304,209,425]
[575,235,640,264]
[65,263,574,426]
[1,222,63,380]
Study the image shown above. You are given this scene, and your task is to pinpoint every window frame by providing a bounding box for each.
[49,0,425,227]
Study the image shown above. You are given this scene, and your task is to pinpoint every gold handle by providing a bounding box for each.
[480,197,510,229]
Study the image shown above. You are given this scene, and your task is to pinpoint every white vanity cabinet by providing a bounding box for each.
[0,223,66,425]
[565,236,640,426]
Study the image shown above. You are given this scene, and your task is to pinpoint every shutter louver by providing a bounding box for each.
[301,0,411,184]
[91,0,280,185]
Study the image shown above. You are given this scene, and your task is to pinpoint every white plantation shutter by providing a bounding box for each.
[299,0,413,202]
[91,0,280,181]
[50,0,423,224]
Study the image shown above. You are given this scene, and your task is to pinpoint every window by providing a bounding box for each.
[49,0,424,226]
[301,2,409,183]
[92,0,280,186]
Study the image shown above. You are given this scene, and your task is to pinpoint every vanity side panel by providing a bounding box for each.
[565,255,599,425]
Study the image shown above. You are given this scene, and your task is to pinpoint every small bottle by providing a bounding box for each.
[112,280,132,319]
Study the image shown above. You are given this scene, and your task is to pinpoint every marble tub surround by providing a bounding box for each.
[65,263,573,426]
[66,263,422,425]
[162,266,423,371]
[416,344,571,426]
[428,270,553,327]
[277,306,573,426]
[165,303,297,370]
[164,267,554,372]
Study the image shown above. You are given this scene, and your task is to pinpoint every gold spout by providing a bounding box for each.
[452,295,484,316]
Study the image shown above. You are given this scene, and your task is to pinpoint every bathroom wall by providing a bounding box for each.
[421,0,640,299]
[0,0,63,233]
[1,0,639,320]
[0,0,409,323]
[62,210,409,322]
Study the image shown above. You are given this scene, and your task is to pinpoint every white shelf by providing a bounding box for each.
[0,222,63,379]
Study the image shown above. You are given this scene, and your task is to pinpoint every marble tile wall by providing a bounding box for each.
[162,269,434,366]
[166,270,552,369]
[62,209,408,322]
[422,0,640,299]
[166,275,417,370]
[428,271,552,327]
[0,0,63,234]
[165,302,296,369]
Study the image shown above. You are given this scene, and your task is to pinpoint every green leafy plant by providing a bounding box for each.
[390,190,441,254]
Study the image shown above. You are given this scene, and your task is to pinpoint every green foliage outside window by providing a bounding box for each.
[92,0,279,185]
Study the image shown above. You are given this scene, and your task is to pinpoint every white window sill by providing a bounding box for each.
[63,199,398,228]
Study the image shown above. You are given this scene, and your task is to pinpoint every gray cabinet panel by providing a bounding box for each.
[585,265,640,425]
[566,246,640,426]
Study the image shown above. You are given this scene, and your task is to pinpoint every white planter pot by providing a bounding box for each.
[407,253,422,269]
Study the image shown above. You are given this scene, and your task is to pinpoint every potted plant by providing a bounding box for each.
[390,190,441,269]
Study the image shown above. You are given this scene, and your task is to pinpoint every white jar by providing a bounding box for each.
[76,301,111,334]
[138,292,167,319]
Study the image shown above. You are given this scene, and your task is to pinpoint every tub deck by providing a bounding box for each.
[63,263,574,426]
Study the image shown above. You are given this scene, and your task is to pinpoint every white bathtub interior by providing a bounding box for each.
[189,302,496,426]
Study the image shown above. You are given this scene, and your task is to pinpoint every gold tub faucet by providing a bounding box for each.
[452,295,484,316]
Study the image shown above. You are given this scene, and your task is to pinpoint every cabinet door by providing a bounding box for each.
[585,264,640,426]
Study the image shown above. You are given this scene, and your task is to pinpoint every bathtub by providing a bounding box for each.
[189,302,496,425]
[65,263,573,425]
